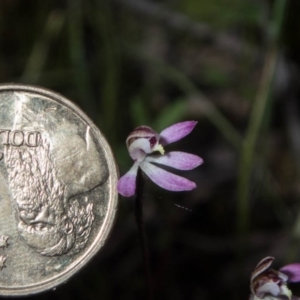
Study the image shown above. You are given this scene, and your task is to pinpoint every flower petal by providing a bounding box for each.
[140,161,196,191]
[277,270,289,283]
[251,257,275,289]
[117,162,139,197]
[159,121,197,146]
[128,138,151,162]
[146,151,203,170]
[256,282,281,298]
[280,263,300,283]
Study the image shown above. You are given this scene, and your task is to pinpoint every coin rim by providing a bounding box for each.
[0,84,118,296]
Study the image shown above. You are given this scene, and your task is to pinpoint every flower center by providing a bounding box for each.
[151,143,165,155]
[148,136,164,156]
[149,137,157,148]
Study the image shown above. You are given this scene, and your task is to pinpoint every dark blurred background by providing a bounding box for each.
[1,0,300,299]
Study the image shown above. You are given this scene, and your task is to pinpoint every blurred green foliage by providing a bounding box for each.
[178,0,261,29]
[0,0,300,299]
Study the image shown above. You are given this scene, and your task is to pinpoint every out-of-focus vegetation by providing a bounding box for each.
[1,0,300,299]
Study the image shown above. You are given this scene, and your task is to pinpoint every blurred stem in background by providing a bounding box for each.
[68,0,95,109]
[94,0,121,147]
[236,0,287,249]
[22,10,65,83]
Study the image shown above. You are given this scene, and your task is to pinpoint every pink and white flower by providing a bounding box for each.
[117,121,203,197]
[250,256,300,300]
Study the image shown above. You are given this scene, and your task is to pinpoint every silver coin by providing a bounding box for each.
[0,84,118,296]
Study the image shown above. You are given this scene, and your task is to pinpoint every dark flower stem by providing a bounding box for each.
[135,168,153,300]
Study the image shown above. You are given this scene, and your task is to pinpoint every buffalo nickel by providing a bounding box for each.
[0,84,118,296]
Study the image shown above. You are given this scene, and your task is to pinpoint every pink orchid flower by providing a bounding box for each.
[117,121,203,197]
[250,256,300,300]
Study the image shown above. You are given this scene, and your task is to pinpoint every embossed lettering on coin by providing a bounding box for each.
[0,85,118,296]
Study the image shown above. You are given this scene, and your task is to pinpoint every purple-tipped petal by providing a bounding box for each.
[117,162,139,197]
[159,121,197,146]
[140,161,196,191]
[280,264,300,283]
[146,151,203,170]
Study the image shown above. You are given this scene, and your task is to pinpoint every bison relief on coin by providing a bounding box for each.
[3,92,108,256]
